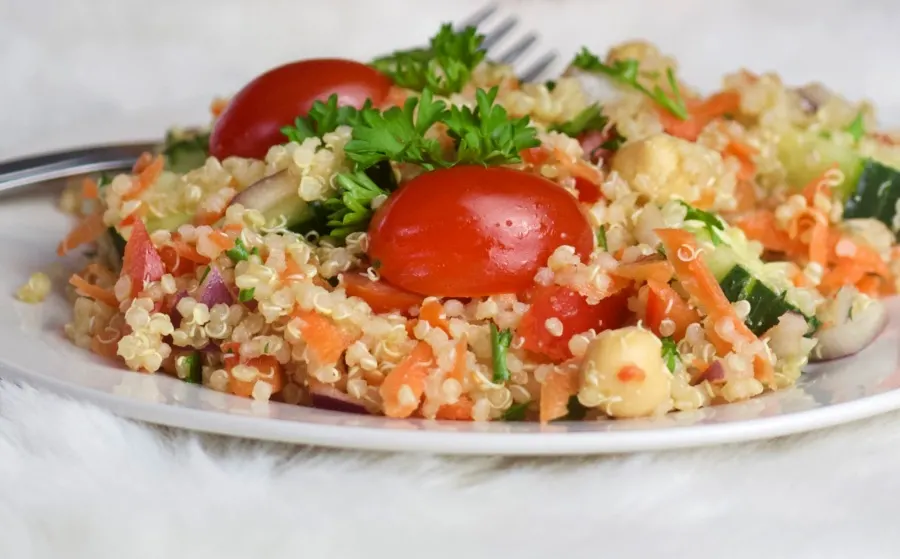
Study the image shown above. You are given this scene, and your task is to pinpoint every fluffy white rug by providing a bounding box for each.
[2,381,900,559]
[4,0,900,556]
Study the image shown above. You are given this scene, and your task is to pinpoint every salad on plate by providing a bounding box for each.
[21,24,900,423]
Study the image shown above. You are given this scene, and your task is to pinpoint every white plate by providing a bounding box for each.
[3,179,900,455]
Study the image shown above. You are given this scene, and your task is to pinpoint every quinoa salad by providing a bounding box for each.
[25,25,900,423]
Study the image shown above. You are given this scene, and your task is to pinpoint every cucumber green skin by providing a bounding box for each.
[843,159,900,238]
[718,266,817,336]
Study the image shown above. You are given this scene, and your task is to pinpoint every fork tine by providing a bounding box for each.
[480,16,518,52]
[497,32,537,65]
[519,51,558,83]
[455,3,498,30]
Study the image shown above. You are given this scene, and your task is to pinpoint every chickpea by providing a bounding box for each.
[577,326,671,418]
[611,133,733,205]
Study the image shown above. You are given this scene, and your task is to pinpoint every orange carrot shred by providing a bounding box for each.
[69,274,118,308]
[57,213,107,256]
[81,178,100,200]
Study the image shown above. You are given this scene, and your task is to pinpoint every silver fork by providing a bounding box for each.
[0,4,557,194]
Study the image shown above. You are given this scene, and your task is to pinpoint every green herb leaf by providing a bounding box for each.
[846,111,866,144]
[97,173,113,189]
[199,265,211,284]
[660,336,679,373]
[163,128,210,173]
[225,238,249,263]
[323,171,392,238]
[490,322,513,383]
[371,24,486,96]
[502,402,530,421]
[596,226,608,251]
[281,94,370,143]
[548,104,609,138]
[680,201,726,245]
[571,48,688,120]
[250,246,260,257]
[444,87,540,166]
[238,287,255,303]
[344,89,450,171]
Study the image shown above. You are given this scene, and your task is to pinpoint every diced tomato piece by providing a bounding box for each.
[342,273,424,314]
[122,220,165,295]
[518,285,629,362]
[573,176,603,204]
[644,279,700,341]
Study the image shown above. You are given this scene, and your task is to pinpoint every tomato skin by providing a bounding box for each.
[644,279,700,342]
[210,59,392,160]
[342,273,424,314]
[368,166,594,297]
[573,176,603,204]
[519,285,629,362]
[122,220,165,295]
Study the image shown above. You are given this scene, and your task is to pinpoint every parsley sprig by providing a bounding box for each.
[571,48,688,120]
[371,24,486,96]
[324,171,391,238]
[549,104,609,137]
[660,336,679,373]
[490,323,513,383]
[281,94,370,143]
[680,201,726,246]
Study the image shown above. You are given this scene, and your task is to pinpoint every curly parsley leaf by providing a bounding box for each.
[344,89,450,171]
[371,24,486,96]
[680,201,727,245]
[490,322,513,383]
[661,336,679,373]
[549,104,609,137]
[226,237,250,263]
[571,48,688,120]
[281,94,370,143]
[323,171,392,239]
[445,87,540,166]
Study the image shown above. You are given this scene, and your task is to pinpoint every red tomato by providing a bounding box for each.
[368,166,594,297]
[210,59,392,160]
[342,273,424,314]
[122,220,165,295]
[518,285,629,362]
[643,279,700,342]
[573,176,603,204]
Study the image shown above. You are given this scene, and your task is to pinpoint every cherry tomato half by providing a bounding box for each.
[367,166,594,297]
[210,59,392,160]
[518,284,629,362]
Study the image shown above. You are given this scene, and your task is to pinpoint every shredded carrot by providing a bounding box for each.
[722,141,757,182]
[131,152,154,174]
[293,309,356,365]
[435,396,474,421]
[222,223,244,234]
[169,241,208,263]
[693,189,717,210]
[81,177,100,200]
[380,342,434,418]
[611,258,674,284]
[69,274,118,308]
[194,210,226,227]
[123,155,164,201]
[227,355,284,398]
[419,299,450,333]
[206,230,235,255]
[801,164,836,205]
[448,338,468,383]
[659,90,741,141]
[655,228,774,385]
[644,279,700,341]
[210,97,229,118]
[57,212,107,256]
[539,363,580,424]
[732,180,758,213]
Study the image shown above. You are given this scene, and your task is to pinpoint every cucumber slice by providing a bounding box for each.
[230,170,316,229]
[163,128,210,174]
[778,127,864,200]
[842,158,900,238]
[718,265,817,336]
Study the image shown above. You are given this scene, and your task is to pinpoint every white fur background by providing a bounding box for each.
[3,0,900,557]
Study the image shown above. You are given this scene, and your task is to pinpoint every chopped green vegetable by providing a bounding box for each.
[843,158,900,238]
[563,396,588,420]
[444,87,540,166]
[660,336,679,373]
[281,94,370,143]
[226,238,249,263]
[370,24,486,96]
[571,48,688,120]
[596,226,608,251]
[182,352,202,384]
[846,111,866,144]
[162,128,210,173]
[680,201,727,245]
[238,287,255,303]
[324,171,392,238]
[777,126,863,199]
[490,322,513,383]
[97,173,112,189]
[718,265,818,336]
[502,402,530,421]
[250,246,260,257]
[344,87,539,171]
[599,130,627,153]
[548,104,608,137]
[544,80,557,92]
[199,265,211,284]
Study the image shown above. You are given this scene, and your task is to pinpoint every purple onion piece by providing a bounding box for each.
[701,361,726,384]
[197,266,234,308]
[309,384,370,415]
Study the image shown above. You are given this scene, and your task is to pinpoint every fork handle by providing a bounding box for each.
[0,141,159,195]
